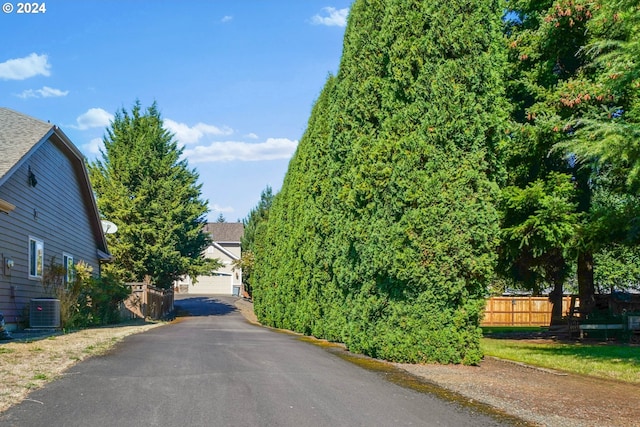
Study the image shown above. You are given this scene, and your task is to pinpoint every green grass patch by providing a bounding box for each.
[32,373,48,381]
[482,338,640,384]
[0,347,15,354]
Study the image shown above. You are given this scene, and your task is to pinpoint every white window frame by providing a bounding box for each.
[63,253,74,285]
[29,237,44,279]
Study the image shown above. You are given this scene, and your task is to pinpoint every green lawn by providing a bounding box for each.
[481,336,640,384]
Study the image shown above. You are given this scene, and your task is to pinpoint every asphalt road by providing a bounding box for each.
[0,295,512,427]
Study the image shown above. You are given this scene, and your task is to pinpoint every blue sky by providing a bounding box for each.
[1,1,351,221]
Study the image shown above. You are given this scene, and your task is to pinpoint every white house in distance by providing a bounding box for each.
[176,222,244,295]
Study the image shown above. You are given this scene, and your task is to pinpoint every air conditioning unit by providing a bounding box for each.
[30,298,61,329]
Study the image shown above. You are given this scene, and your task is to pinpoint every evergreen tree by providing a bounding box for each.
[88,101,213,288]
[562,0,640,190]
[502,0,640,316]
[253,0,508,364]
[253,75,342,338]
[238,186,274,296]
[562,1,640,308]
[498,173,581,296]
[594,243,640,293]
[500,0,598,317]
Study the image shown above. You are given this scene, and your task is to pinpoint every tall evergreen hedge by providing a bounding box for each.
[253,0,507,365]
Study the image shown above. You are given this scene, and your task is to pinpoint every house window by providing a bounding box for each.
[63,253,74,285]
[29,237,44,279]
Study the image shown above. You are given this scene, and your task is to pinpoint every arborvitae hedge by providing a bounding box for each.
[253,0,507,365]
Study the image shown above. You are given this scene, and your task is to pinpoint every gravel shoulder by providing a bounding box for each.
[396,356,640,427]
[3,298,638,427]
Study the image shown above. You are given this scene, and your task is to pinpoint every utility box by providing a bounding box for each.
[30,298,61,329]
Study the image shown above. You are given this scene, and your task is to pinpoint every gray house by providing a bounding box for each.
[0,108,110,330]
[175,222,244,295]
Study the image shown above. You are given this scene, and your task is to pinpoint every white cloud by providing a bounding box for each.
[0,53,51,80]
[165,119,233,145]
[17,86,69,99]
[184,138,298,163]
[245,133,259,139]
[211,204,235,214]
[74,108,113,130]
[221,15,233,23]
[82,137,104,155]
[311,7,348,27]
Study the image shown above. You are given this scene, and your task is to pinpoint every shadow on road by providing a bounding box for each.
[174,296,237,317]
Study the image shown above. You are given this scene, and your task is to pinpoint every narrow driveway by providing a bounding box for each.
[0,295,512,427]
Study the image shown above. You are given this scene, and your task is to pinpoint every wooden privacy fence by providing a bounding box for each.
[120,283,174,321]
[482,296,575,327]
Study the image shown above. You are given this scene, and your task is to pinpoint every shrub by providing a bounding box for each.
[252,0,507,365]
[42,258,131,328]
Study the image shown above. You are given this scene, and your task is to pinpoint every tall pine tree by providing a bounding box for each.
[499,0,598,317]
[88,101,213,288]
[501,0,640,315]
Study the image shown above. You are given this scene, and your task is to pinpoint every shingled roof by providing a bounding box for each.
[204,222,244,242]
[0,108,55,182]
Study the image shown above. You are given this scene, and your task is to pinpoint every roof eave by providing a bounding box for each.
[211,242,240,261]
[0,127,55,188]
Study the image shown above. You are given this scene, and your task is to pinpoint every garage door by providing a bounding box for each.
[190,273,232,294]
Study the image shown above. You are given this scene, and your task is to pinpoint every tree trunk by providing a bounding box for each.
[549,280,564,327]
[577,251,595,315]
